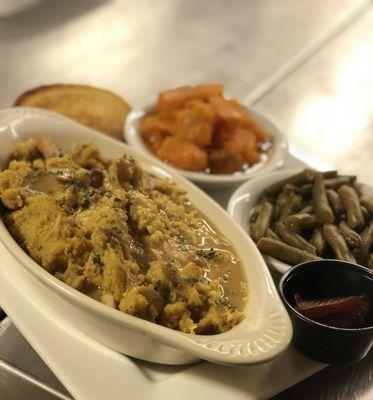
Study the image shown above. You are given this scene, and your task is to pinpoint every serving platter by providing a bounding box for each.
[0,107,326,399]
[0,242,325,400]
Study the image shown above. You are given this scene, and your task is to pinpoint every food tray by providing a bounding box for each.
[0,149,326,400]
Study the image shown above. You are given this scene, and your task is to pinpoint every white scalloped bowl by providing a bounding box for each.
[124,105,288,189]
[0,107,292,366]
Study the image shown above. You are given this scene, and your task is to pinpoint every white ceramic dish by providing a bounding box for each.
[0,107,292,366]
[124,104,288,189]
[227,169,373,274]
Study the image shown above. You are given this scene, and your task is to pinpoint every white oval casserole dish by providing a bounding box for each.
[0,107,292,365]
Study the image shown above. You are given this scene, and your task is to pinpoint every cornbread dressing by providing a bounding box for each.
[0,137,247,334]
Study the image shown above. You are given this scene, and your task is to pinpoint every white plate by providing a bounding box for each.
[0,107,291,366]
[124,105,288,189]
[0,241,325,400]
[227,169,373,274]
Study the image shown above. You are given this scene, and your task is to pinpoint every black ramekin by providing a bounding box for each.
[279,260,373,364]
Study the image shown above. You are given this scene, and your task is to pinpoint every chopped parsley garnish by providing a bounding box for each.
[139,262,149,273]
[195,248,219,260]
[219,274,229,284]
[56,197,65,206]
[178,244,188,252]
[215,297,236,310]
[154,280,163,292]
[26,170,42,183]
[92,255,104,269]
[64,178,95,210]
[185,277,198,285]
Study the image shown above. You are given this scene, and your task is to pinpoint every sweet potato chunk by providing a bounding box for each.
[157,84,223,112]
[142,130,164,152]
[240,111,268,142]
[243,131,261,166]
[157,137,208,171]
[209,149,244,174]
[142,84,269,173]
[210,128,261,172]
[210,97,242,123]
[141,115,174,135]
[175,100,214,147]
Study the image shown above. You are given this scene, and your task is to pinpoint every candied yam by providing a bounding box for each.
[185,99,215,123]
[209,128,261,172]
[157,83,223,112]
[240,111,269,142]
[212,122,231,148]
[141,115,174,135]
[147,84,268,173]
[244,144,261,165]
[210,97,243,123]
[222,127,250,155]
[174,101,214,147]
[157,86,193,112]
[227,128,261,166]
[232,128,261,165]
[193,83,223,99]
[142,130,165,152]
[209,149,245,174]
[157,137,207,171]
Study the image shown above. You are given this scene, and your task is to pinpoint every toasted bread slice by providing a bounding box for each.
[14,84,131,141]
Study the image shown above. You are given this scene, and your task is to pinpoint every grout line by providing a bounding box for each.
[243,1,372,106]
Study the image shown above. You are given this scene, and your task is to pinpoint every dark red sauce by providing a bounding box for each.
[294,294,371,329]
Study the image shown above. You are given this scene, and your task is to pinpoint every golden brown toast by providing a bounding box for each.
[14,84,131,141]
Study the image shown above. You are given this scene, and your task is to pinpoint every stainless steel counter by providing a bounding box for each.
[0,0,372,399]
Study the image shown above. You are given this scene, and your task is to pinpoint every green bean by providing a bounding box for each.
[361,196,373,213]
[250,204,261,223]
[310,228,326,256]
[295,184,313,197]
[283,184,296,192]
[327,189,345,216]
[353,220,373,266]
[277,222,316,254]
[257,237,321,265]
[325,176,356,190]
[361,206,369,220]
[265,227,281,241]
[338,221,361,248]
[338,185,365,229]
[322,224,356,263]
[251,201,273,243]
[299,204,313,214]
[322,170,338,179]
[274,190,291,220]
[264,169,315,196]
[283,213,319,230]
[279,193,303,221]
[297,176,355,196]
[313,172,334,223]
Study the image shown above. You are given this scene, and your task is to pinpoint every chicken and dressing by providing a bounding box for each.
[0,137,247,334]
